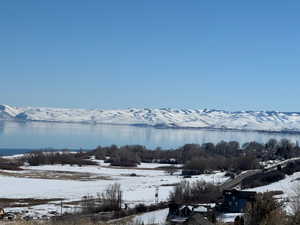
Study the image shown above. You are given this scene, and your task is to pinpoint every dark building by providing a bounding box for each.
[168,202,193,219]
[220,189,256,213]
[167,203,215,224]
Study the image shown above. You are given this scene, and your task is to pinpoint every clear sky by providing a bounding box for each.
[1,1,300,111]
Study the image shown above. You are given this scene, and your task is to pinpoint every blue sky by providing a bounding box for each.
[1,1,300,111]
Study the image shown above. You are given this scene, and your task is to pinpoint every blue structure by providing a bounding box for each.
[221,189,256,213]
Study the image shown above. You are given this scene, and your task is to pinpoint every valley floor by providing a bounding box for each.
[2,156,300,224]
[0,159,226,221]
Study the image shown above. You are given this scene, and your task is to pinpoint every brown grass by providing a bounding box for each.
[0,170,112,181]
[0,198,64,208]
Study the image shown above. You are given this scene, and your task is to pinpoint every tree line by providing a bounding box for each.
[5,138,300,173]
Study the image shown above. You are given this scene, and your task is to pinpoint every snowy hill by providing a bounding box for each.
[1,104,300,133]
[0,104,22,119]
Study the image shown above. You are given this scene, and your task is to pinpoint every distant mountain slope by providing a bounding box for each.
[0,105,22,119]
[1,104,300,132]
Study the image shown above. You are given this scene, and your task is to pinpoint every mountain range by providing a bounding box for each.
[1,104,300,133]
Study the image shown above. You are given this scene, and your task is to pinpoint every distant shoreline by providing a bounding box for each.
[0,148,85,156]
[3,118,300,135]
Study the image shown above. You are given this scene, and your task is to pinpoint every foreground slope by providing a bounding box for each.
[1,104,300,132]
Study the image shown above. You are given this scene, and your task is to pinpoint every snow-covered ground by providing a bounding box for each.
[3,155,300,221]
[247,172,300,198]
[218,213,244,223]
[133,208,169,225]
[4,164,225,202]
[246,171,300,214]
[2,104,300,132]
[0,160,227,219]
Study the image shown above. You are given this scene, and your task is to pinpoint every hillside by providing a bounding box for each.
[1,104,300,133]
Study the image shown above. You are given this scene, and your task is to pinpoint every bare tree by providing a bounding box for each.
[100,183,123,211]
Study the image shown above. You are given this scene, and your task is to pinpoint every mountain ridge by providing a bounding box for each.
[1,104,300,133]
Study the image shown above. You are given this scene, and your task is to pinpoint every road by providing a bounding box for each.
[220,169,262,190]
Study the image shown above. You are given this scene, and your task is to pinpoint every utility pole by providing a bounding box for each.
[60,201,63,216]
[155,186,159,204]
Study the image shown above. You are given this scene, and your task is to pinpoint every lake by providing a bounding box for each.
[1,121,300,154]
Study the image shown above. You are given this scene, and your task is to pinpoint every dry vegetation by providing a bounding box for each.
[0,169,111,181]
[20,151,97,167]
[0,198,63,208]
[169,180,222,204]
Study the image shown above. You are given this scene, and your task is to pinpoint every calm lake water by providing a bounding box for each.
[1,121,300,154]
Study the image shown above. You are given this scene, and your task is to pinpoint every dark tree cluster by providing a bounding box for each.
[0,157,23,171]
[21,151,97,166]
[13,139,300,171]
[84,139,300,170]
[168,180,221,204]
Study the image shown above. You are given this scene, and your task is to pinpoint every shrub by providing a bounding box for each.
[134,203,147,213]
[80,183,123,214]
[21,152,97,167]
[244,193,285,225]
[241,170,285,189]
[183,155,259,174]
[99,183,123,212]
[169,180,221,204]
[0,158,23,171]
[110,150,140,167]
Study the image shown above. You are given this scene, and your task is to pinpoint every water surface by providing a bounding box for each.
[1,121,300,152]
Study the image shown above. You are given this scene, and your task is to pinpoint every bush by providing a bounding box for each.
[183,155,258,174]
[241,170,285,189]
[134,204,147,213]
[110,150,140,167]
[0,158,23,171]
[99,183,123,212]
[81,183,123,214]
[169,180,221,204]
[21,152,97,167]
[244,193,285,225]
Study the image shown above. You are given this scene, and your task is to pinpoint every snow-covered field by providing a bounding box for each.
[0,164,226,202]
[3,152,299,221]
[247,172,300,197]
[0,159,227,219]
[246,171,300,214]
[133,208,169,225]
[2,104,300,132]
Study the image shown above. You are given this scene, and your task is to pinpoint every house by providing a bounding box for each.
[167,203,215,225]
[219,189,256,213]
[168,203,193,219]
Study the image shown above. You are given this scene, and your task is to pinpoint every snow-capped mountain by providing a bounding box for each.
[1,104,300,133]
[0,104,22,119]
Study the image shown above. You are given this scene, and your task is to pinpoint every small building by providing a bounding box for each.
[168,203,193,219]
[220,189,256,213]
[167,203,215,224]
